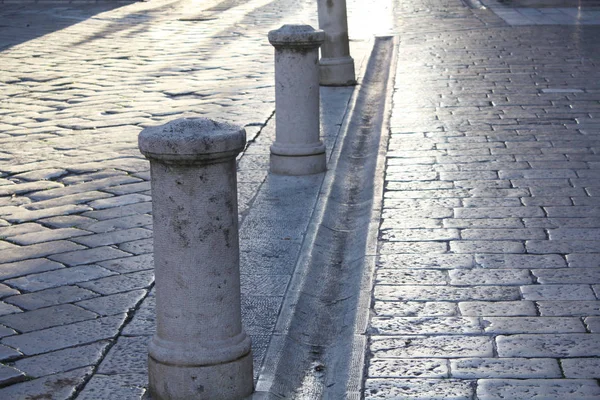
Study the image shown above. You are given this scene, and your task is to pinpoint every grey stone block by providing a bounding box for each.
[82,214,153,234]
[0,258,64,280]
[117,238,153,255]
[496,333,600,357]
[377,253,474,269]
[1,314,126,356]
[477,379,600,400]
[0,366,93,399]
[537,301,600,316]
[0,364,25,387]
[76,289,147,316]
[521,284,596,301]
[98,336,149,375]
[370,335,493,358]
[567,253,600,268]
[49,246,132,266]
[72,228,152,247]
[459,301,537,316]
[98,254,152,274]
[0,344,21,361]
[460,228,545,240]
[371,317,481,335]
[379,241,448,254]
[532,268,600,284]
[0,284,19,299]
[76,373,147,400]
[449,269,531,286]
[4,285,98,311]
[78,270,153,295]
[376,285,520,301]
[13,340,110,378]
[365,378,474,399]
[443,218,524,229]
[475,254,566,269]
[375,269,447,285]
[450,241,524,254]
[368,358,448,378]
[374,301,458,317]
[0,240,86,264]
[561,358,600,378]
[0,304,97,333]
[482,317,586,334]
[585,316,600,332]
[6,265,116,292]
[450,358,562,379]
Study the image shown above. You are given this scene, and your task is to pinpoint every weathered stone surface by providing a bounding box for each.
[475,254,566,269]
[4,285,98,311]
[450,358,561,379]
[0,304,97,333]
[77,270,154,295]
[482,317,586,334]
[537,301,600,316]
[374,301,458,317]
[477,379,600,400]
[0,366,93,399]
[0,364,25,387]
[561,358,600,378]
[13,341,110,378]
[521,285,596,301]
[76,373,147,400]
[49,246,131,266]
[375,285,520,301]
[6,265,116,292]
[1,314,126,356]
[371,317,481,335]
[368,358,448,378]
[76,289,146,316]
[378,254,473,269]
[365,378,474,399]
[0,258,64,280]
[496,334,600,357]
[532,268,600,284]
[449,269,531,286]
[375,269,447,285]
[98,336,149,375]
[370,336,493,358]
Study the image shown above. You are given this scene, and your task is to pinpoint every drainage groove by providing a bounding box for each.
[254,36,397,399]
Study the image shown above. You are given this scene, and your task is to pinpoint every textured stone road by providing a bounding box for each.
[366,0,600,398]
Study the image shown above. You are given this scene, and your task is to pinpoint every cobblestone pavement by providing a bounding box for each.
[366,0,600,398]
[0,0,380,398]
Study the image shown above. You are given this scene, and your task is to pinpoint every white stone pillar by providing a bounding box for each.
[268,24,326,176]
[317,0,356,86]
[138,118,253,400]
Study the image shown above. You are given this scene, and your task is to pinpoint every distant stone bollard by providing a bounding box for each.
[317,0,356,86]
[268,24,327,176]
[138,118,253,400]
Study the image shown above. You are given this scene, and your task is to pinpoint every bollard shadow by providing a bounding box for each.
[0,2,138,52]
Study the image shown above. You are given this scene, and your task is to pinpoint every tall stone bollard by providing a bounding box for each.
[317,0,356,86]
[138,118,253,400]
[268,25,326,176]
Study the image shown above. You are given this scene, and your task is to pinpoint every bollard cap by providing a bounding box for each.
[268,24,325,48]
[139,117,246,164]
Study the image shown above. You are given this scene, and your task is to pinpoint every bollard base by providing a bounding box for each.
[319,56,356,86]
[270,152,327,176]
[148,351,254,400]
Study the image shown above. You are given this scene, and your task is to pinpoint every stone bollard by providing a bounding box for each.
[268,24,327,176]
[138,118,253,400]
[317,0,356,86]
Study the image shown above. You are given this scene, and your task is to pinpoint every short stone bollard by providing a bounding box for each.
[138,118,253,400]
[317,0,356,86]
[268,24,327,176]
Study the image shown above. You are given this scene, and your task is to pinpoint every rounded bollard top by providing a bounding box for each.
[139,117,246,164]
[268,24,325,48]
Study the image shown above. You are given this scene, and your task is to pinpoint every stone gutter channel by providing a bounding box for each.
[252,36,397,399]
